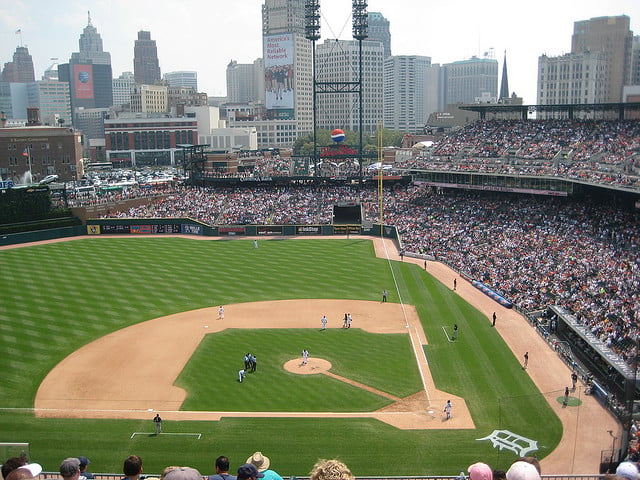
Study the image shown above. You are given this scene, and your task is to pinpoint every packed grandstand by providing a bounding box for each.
[52,118,639,456]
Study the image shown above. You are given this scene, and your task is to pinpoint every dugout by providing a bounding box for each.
[547,305,638,413]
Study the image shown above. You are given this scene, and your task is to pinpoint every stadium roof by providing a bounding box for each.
[459,102,640,120]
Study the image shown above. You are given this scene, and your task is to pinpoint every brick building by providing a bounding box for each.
[104,117,198,167]
[0,124,83,183]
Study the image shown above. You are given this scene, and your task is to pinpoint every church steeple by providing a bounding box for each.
[499,50,510,101]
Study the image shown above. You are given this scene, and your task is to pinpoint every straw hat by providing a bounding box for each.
[246,452,270,472]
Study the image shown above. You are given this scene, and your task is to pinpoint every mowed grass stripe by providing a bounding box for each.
[0,237,561,475]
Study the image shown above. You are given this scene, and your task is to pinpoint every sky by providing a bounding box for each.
[1,0,639,104]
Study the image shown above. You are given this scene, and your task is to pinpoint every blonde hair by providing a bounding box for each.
[309,460,354,480]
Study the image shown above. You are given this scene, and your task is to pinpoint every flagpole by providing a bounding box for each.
[16,28,23,47]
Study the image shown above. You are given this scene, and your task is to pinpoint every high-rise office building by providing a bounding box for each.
[425,64,445,119]
[134,31,162,85]
[130,84,168,113]
[164,71,198,90]
[1,46,35,83]
[58,12,113,119]
[537,15,635,105]
[571,15,633,103]
[226,60,264,104]
[368,12,391,58]
[537,52,607,105]
[27,80,72,127]
[112,72,135,108]
[632,35,640,87]
[384,55,431,133]
[316,39,384,134]
[445,56,498,105]
[260,0,312,144]
[43,60,60,81]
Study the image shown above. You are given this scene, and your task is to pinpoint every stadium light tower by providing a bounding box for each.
[305,0,369,187]
[304,0,321,180]
[352,0,368,185]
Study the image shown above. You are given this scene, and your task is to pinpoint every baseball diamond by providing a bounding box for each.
[0,235,619,476]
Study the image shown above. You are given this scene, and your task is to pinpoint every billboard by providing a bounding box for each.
[73,64,94,99]
[264,33,294,120]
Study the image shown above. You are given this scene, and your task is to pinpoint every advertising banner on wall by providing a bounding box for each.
[264,33,294,120]
[73,64,94,99]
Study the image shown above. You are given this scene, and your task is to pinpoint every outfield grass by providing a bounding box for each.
[0,237,561,476]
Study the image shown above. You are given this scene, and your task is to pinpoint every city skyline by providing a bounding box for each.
[1,0,639,105]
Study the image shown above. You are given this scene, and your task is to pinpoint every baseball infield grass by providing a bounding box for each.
[0,237,561,476]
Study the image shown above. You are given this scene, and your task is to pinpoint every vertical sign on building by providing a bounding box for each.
[264,33,294,120]
[73,64,95,99]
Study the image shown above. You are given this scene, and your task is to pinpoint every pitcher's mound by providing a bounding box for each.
[284,357,332,374]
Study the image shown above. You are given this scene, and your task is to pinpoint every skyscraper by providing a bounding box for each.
[27,80,72,127]
[384,55,431,133]
[1,46,35,83]
[262,0,312,139]
[445,56,498,105]
[112,72,135,108]
[316,39,384,134]
[134,31,162,85]
[164,71,198,90]
[537,51,606,105]
[58,11,113,118]
[226,60,264,104]
[632,35,640,87]
[571,15,633,103]
[367,12,391,58]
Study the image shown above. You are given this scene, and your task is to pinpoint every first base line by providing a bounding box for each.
[130,432,202,439]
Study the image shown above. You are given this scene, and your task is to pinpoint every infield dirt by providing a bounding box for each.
[18,235,621,474]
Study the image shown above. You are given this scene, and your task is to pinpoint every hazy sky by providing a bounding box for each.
[1,0,639,104]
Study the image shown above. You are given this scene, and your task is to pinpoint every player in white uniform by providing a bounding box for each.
[444,400,452,419]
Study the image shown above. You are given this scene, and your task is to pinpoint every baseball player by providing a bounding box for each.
[444,400,452,419]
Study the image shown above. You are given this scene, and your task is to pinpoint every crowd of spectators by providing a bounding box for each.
[100,182,639,370]
[401,119,640,190]
[0,451,558,480]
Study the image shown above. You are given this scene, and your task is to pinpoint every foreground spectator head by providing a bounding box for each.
[309,459,354,480]
[506,461,540,480]
[246,453,270,472]
[60,458,81,479]
[6,466,41,480]
[2,458,27,479]
[493,470,506,480]
[123,455,143,479]
[160,467,180,480]
[468,462,493,480]
[514,457,540,475]
[215,456,231,474]
[616,462,639,480]
[237,464,264,480]
[163,467,202,480]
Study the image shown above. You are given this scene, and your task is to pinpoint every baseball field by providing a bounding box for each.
[0,236,619,476]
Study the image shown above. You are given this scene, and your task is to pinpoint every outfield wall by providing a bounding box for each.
[81,218,397,239]
[0,220,399,246]
[0,225,85,247]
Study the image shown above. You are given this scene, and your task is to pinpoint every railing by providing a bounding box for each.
[38,475,610,480]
